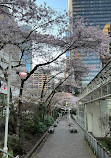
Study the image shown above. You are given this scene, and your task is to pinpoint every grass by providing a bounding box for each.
[0,148,13,158]
[0,152,13,158]
[0,140,13,158]
[97,137,111,154]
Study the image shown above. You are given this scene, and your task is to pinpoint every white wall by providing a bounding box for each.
[100,99,109,136]
[84,100,102,137]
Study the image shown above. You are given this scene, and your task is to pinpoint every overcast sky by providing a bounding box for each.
[36,0,68,11]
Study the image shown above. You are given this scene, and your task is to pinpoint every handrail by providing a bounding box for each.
[85,131,111,158]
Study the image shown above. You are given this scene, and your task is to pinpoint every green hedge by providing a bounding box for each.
[44,115,54,127]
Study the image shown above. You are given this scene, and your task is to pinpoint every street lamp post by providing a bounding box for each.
[3,53,28,158]
[3,52,12,158]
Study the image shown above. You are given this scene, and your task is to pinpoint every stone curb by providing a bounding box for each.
[24,131,49,158]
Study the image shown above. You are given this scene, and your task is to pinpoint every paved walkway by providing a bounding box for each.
[31,116,96,158]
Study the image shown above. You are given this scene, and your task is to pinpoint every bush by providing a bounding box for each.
[21,117,48,136]
[53,109,59,119]
[97,137,111,151]
[0,152,3,157]
[37,121,47,134]
[8,134,23,155]
[44,115,54,127]
[105,138,111,150]
[21,117,35,134]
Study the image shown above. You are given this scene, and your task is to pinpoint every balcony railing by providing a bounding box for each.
[78,59,111,104]
[85,132,111,158]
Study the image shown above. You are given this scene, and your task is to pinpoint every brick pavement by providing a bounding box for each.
[31,116,97,158]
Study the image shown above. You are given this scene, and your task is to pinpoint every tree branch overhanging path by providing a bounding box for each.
[0,0,110,138]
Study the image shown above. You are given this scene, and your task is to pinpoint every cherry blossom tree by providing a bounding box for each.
[0,0,110,137]
[52,92,78,108]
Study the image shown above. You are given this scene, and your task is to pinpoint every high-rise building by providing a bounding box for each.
[69,0,111,29]
[32,70,51,97]
[102,23,111,66]
[68,0,111,87]
[21,25,32,72]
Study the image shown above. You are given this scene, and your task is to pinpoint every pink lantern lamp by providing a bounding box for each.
[19,72,27,78]
[18,65,28,79]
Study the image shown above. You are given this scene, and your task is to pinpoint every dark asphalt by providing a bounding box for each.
[31,116,96,158]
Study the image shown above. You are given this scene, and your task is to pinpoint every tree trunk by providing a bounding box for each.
[9,88,17,134]
[16,80,24,138]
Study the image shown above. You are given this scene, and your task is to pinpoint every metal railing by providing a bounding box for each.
[85,131,111,158]
[72,114,85,129]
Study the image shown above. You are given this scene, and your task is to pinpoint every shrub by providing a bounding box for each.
[21,117,35,134]
[0,152,3,157]
[105,138,111,150]
[97,137,111,151]
[44,115,54,127]
[53,109,59,119]
[21,117,47,136]
[8,134,23,155]
[37,122,47,134]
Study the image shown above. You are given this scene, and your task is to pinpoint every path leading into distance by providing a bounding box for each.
[31,116,96,158]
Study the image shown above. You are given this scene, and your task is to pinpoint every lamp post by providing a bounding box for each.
[3,53,28,158]
[3,52,12,158]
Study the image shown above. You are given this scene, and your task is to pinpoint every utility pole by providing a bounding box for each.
[3,52,12,158]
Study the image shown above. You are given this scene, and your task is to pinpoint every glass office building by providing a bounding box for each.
[21,25,32,72]
[72,0,111,30]
[69,0,111,87]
